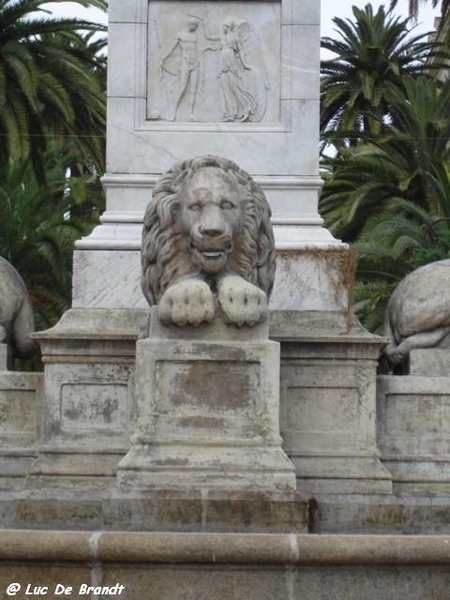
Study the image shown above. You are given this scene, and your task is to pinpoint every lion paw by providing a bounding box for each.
[218,276,267,327]
[158,279,215,326]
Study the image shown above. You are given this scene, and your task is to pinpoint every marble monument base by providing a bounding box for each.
[378,360,450,495]
[28,308,148,481]
[117,311,306,531]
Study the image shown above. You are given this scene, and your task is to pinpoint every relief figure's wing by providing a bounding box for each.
[235,20,269,122]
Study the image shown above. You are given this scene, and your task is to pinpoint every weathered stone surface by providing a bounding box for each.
[72,248,147,309]
[105,489,307,533]
[103,491,204,532]
[0,531,450,600]
[30,308,148,479]
[409,348,450,376]
[292,565,450,600]
[270,247,353,313]
[104,565,287,600]
[0,372,42,488]
[273,312,391,497]
[0,257,36,359]
[0,487,306,532]
[377,375,450,494]
[119,310,297,493]
[14,497,104,530]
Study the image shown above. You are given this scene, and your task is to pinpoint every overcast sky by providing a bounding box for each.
[42,1,439,39]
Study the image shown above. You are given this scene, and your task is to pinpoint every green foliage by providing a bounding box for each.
[0,146,104,336]
[321,4,445,152]
[320,5,450,333]
[352,201,450,332]
[0,0,107,369]
[321,77,450,242]
[0,0,107,181]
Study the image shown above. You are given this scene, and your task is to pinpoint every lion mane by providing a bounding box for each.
[141,155,276,305]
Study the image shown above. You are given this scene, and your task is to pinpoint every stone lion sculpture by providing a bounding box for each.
[0,257,36,358]
[384,259,450,364]
[141,155,276,327]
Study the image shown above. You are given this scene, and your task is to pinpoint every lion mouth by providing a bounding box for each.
[201,251,225,260]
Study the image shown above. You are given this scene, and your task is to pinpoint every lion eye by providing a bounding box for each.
[188,203,202,211]
[220,200,235,210]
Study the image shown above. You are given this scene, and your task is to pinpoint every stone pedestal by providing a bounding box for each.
[274,314,392,498]
[116,311,306,532]
[378,372,450,493]
[375,364,450,533]
[29,308,148,483]
[268,312,393,532]
[119,311,296,492]
[0,371,42,490]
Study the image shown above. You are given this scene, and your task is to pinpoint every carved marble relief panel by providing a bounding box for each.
[147,1,281,123]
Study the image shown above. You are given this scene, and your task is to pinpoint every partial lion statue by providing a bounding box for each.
[141,155,276,327]
[384,259,450,365]
[0,257,36,358]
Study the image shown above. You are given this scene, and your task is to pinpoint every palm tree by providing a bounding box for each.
[390,0,450,52]
[390,0,449,22]
[321,76,450,332]
[0,145,104,333]
[321,4,445,150]
[0,0,107,181]
[320,76,450,242]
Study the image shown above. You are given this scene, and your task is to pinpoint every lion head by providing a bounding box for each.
[141,156,276,305]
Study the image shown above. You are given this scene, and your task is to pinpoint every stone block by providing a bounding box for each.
[409,348,450,376]
[119,312,296,492]
[202,489,307,533]
[273,314,392,496]
[107,22,146,98]
[30,308,148,480]
[0,372,42,448]
[103,565,288,600]
[109,0,147,24]
[104,489,307,533]
[103,490,204,532]
[0,372,42,488]
[293,565,450,600]
[281,24,320,100]
[1,531,450,600]
[282,0,320,25]
[14,497,104,530]
[377,375,450,492]
[72,249,146,309]
[269,247,353,313]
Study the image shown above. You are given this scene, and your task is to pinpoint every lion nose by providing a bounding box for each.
[201,225,224,237]
[199,207,225,237]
